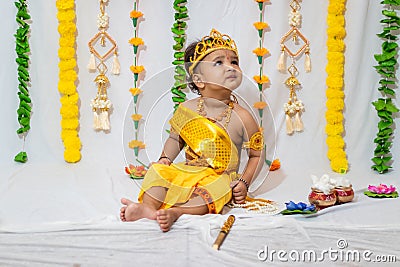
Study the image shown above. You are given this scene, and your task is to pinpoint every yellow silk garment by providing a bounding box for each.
[138,105,239,213]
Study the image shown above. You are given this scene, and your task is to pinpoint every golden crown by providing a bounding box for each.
[189,29,238,74]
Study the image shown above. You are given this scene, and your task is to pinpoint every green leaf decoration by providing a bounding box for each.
[281,209,317,215]
[364,190,398,198]
[14,0,31,163]
[372,1,399,173]
[14,151,28,163]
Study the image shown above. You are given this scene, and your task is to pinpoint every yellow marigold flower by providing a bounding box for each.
[130,65,145,74]
[325,124,344,136]
[253,22,268,30]
[326,98,345,111]
[253,75,270,84]
[129,140,146,149]
[131,114,143,121]
[129,88,143,96]
[63,135,82,150]
[130,10,143,19]
[326,88,344,99]
[327,148,346,161]
[129,37,144,46]
[64,148,81,163]
[326,77,344,88]
[56,0,74,10]
[253,47,269,57]
[330,158,348,174]
[253,101,267,109]
[325,111,344,124]
[326,136,345,149]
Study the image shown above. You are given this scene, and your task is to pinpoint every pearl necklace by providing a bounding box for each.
[229,200,280,215]
[196,97,234,128]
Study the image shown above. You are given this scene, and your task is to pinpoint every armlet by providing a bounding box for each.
[242,131,264,151]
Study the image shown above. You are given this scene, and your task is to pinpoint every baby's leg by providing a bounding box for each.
[120,186,167,222]
[156,196,208,232]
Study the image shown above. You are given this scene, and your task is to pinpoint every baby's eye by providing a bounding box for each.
[214,60,223,66]
[231,60,239,65]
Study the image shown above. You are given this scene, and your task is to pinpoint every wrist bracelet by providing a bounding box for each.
[238,178,249,190]
[158,156,172,163]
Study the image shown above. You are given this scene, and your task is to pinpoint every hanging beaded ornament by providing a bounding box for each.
[88,0,120,131]
[277,0,310,135]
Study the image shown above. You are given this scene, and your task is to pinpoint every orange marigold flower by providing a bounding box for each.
[269,159,281,171]
[253,22,268,30]
[253,75,270,84]
[253,101,267,109]
[253,47,269,57]
[129,140,146,149]
[131,114,143,121]
[130,10,143,19]
[130,65,145,74]
[128,37,144,46]
[129,87,143,96]
[255,0,270,2]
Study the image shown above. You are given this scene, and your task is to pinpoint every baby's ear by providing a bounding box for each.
[192,74,205,89]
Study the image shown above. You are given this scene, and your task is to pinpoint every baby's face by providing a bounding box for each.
[198,49,243,91]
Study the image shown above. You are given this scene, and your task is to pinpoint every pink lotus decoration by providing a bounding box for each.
[368,184,396,194]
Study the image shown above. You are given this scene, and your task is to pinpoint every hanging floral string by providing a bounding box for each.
[127,0,146,168]
[171,0,188,110]
[56,0,82,163]
[371,0,400,174]
[14,0,32,163]
[252,0,280,171]
[325,0,347,173]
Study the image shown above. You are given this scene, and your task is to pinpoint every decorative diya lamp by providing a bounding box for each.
[334,185,354,204]
[308,187,337,208]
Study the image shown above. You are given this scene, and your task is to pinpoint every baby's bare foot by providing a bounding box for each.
[156,209,180,232]
[120,198,156,222]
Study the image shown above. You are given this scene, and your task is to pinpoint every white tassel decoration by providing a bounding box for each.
[111,53,120,75]
[294,112,304,132]
[305,52,311,73]
[277,50,286,72]
[93,111,100,130]
[87,53,96,72]
[99,111,110,131]
[286,114,294,135]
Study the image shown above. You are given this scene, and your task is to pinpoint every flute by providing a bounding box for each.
[212,215,235,250]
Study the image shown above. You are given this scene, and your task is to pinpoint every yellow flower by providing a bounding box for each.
[253,47,269,57]
[330,158,348,173]
[326,98,344,111]
[58,81,76,95]
[56,0,74,10]
[253,75,270,84]
[60,105,79,119]
[130,10,143,19]
[63,135,82,150]
[61,118,79,130]
[130,65,145,74]
[64,148,81,163]
[327,148,346,161]
[60,93,79,105]
[57,9,76,22]
[59,58,77,71]
[129,37,144,46]
[59,70,78,82]
[325,111,344,124]
[59,36,75,47]
[328,1,346,15]
[326,136,345,149]
[253,101,267,109]
[325,124,344,136]
[326,77,344,88]
[129,140,146,149]
[58,22,76,35]
[131,114,143,121]
[253,22,268,30]
[327,52,344,65]
[129,88,143,96]
[58,47,75,60]
[326,88,344,99]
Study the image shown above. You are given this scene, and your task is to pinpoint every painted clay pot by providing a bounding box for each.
[308,188,337,208]
[334,185,354,204]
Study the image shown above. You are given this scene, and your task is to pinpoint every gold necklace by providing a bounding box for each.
[196,97,234,128]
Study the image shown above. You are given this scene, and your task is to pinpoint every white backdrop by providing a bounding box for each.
[0,1,400,265]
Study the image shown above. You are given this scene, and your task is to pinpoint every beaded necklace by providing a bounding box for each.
[196,97,234,129]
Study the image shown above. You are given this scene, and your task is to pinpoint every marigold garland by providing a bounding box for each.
[371,0,400,173]
[252,0,279,171]
[128,1,146,161]
[56,0,81,163]
[325,0,347,173]
[14,0,32,163]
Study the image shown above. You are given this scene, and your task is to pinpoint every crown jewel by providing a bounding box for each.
[189,29,238,74]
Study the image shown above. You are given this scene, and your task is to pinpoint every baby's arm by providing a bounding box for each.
[232,108,265,203]
[157,130,184,165]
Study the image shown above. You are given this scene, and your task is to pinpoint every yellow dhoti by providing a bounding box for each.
[138,105,239,214]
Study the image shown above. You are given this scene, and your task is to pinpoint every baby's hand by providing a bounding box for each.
[230,180,247,204]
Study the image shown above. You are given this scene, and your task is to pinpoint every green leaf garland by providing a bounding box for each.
[171,0,188,110]
[14,0,32,163]
[371,0,400,173]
